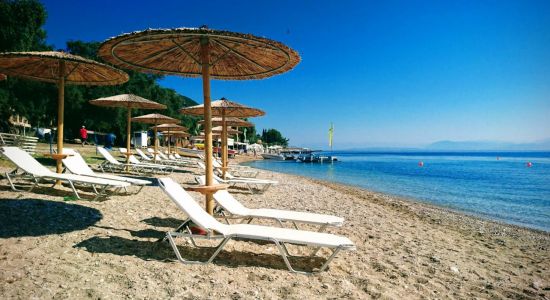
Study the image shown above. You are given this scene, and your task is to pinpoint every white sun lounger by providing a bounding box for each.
[1,146,130,200]
[196,176,343,231]
[197,162,276,194]
[168,153,199,166]
[62,148,151,193]
[158,178,355,274]
[144,148,196,167]
[173,153,201,162]
[97,147,173,174]
[212,159,258,178]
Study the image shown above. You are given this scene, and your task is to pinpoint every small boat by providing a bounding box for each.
[261,153,286,160]
[297,153,338,163]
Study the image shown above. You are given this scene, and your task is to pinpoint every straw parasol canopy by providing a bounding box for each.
[89,94,166,165]
[0,51,128,175]
[181,97,264,179]
[0,74,6,81]
[131,113,179,124]
[0,51,128,85]
[198,117,253,127]
[151,123,188,131]
[89,94,166,109]
[98,27,300,80]
[151,123,188,154]
[132,113,179,158]
[180,98,265,117]
[212,126,241,135]
[99,27,299,215]
[166,130,191,151]
[171,130,190,137]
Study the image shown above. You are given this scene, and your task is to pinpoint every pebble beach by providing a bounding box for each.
[0,154,549,299]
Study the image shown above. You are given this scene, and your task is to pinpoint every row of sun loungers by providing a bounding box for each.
[0,146,355,273]
[1,146,131,200]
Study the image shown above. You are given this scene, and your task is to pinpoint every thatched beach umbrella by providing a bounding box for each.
[98,27,300,215]
[89,94,166,166]
[198,116,253,144]
[151,123,188,153]
[169,130,191,149]
[0,51,128,175]
[212,126,241,135]
[131,113,179,160]
[199,117,253,128]
[181,98,264,179]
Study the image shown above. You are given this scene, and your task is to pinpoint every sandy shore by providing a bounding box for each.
[0,152,549,299]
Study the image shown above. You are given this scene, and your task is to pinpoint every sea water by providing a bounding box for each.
[244,151,550,232]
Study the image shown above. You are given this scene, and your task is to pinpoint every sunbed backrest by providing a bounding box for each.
[62,148,94,175]
[97,147,121,165]
[128,155,141,164]
[158,178,228,234]
[135,149,151,160]
[197,176,249,215]
[1,146,52,176]
[212,159,222,168]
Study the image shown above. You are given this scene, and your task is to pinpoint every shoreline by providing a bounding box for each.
[240,157,550,236]
[0,155,549,298]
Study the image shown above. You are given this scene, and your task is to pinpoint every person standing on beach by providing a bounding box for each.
[80,126,88,146]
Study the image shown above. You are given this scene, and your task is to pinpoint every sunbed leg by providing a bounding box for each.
[29,177,40,192]
[309,247,322,257]
[157,219,192,243]
[166,232,230,265]
[135,185,144,194]
[317,248,342,272]
[273,240,307,274]
[274,240,341,274]
[67,180,81,199]
[291,221,299,230]
[5,171,21,191]
[317,224,328,232]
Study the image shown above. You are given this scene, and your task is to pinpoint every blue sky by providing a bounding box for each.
[41,0,550,149]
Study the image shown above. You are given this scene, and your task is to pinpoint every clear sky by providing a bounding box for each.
[41,0,550,149]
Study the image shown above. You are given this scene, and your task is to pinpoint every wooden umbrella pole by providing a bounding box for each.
[167,129,171,154]
[200,37,214,215]
[221,110,227,179]
[126,107,132,167]
[56,60,66,177]
[154,126,158,161]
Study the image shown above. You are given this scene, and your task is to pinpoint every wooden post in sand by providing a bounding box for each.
[56,60,66,177]
[221,110,227,179]
[201,37,215,215]
[126,107,132,167]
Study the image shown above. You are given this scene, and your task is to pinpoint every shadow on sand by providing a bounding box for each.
[74,235,327,272]
[0,198,102,238]
[141,217,183,228]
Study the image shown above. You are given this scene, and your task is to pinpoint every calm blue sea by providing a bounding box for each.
[244,151,550,232]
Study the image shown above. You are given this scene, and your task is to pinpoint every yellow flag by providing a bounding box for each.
[328,123,334,147]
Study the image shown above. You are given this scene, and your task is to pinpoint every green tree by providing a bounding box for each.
[260,128,289,146]
[0,0,52,132]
